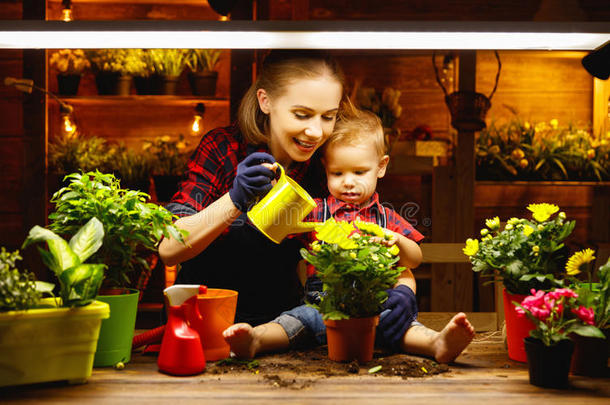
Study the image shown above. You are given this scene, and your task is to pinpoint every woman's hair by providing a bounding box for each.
[238,50,346,145]
[324,107,387,158]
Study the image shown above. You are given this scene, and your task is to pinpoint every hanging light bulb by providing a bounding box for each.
[60,103,77,138]
[61,0,73,22]
[190,103,206,137]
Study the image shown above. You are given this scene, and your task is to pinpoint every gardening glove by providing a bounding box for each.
[304,276,324,305]
[229,152,276,212]
[378,284,418,348]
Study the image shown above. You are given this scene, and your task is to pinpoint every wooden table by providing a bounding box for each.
[2,332,609,404]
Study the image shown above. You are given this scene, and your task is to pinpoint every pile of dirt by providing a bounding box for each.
[207,345,449,387]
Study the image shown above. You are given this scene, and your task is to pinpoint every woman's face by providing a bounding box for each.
[258,76,342,166]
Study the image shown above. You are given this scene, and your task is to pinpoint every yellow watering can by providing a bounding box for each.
[247,164,318,243]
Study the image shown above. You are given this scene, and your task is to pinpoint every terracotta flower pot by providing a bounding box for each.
[524,337,574,389]
[503,288,535,362]
[324,316,378,364]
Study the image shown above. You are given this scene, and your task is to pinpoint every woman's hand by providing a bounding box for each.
[229,152,277,212]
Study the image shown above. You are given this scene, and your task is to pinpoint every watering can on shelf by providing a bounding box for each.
[157,284,238,376]
[247,163,319,243]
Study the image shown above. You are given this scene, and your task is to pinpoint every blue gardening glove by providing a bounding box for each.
[229,152,276,212]
[378,284,418,348]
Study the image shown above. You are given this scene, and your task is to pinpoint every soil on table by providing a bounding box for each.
[207,346,450,389]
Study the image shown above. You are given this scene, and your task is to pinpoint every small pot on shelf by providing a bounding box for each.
[56,74,81,96]
[188,71,218,97]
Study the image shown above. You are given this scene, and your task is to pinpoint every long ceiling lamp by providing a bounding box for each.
[0,21,608,50]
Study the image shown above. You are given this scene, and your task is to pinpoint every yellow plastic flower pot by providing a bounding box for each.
[0,298,109,387]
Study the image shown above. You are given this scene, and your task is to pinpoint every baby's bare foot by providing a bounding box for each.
[433,312,475,363]
[222,323,259,359]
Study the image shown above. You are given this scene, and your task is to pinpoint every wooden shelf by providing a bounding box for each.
[58,96,229,108]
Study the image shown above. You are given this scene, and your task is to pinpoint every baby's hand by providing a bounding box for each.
[369,230,397,247]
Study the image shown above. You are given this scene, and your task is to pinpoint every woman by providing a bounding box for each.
[159,50,345,325]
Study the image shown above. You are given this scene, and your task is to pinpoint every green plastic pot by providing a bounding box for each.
[94,289,139,367]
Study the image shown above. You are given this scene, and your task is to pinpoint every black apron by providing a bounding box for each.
[175,212,304,326]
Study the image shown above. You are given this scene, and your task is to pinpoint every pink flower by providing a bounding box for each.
[549,288,578,299]
[571,306,595,325]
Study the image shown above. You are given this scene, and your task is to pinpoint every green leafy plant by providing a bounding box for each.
[516,287,604,346]
[110,143,151,190]
[143,134,190,176]
[0,248,42,311]
[464,203,575,295]
[148,49,188,77]
[49,49,90,75]
[300,219,403,320]
[49,133,113,176]
[476,118,610,181]
[48,171,187,290]
[22,217,106,307]
[185,49,222,73]
[86,49,147,76]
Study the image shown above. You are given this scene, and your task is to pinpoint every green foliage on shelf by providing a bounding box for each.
[142,134,191,176]
[185,49,222,73]
[147,49,188,77]
[86,49,147,76]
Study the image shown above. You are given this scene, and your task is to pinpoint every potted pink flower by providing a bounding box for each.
[516,288,604,388]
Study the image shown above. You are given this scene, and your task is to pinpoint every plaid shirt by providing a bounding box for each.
[303,193,424,277]
[166,124,324,219]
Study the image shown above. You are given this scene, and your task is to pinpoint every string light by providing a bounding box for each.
[190,103,206,137]
[61,0,73,22]
[60,104,77,138]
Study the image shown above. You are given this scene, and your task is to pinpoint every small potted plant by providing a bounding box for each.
[0,218,110,387]
[87,49,147,95]
[355,85,403,152]
[300,219,404,363]
[49,49,90,96]
[566,250,610,376]
[47,171,187,367]
[185,49,223,97]
[143,134,190,202]
[110,143,152,194]
[516,287,604,388]
[463,203,575,362]
[48,132,113,193]
[148,49,188,95]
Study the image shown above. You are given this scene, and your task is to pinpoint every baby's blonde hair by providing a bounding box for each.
[324,107,387,158]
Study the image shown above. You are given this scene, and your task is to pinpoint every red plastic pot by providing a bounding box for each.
[503,289,535,362]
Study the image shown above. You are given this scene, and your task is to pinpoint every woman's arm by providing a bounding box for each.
[159,193,241,266]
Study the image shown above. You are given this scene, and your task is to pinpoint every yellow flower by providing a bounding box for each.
[349,252,357,259]
[524,122,531,130]
[565,248,596,276]
[550,118,559,129]
[314,218,357,249]
[522,225,534,236]
[483,234,493,241]
[507,217,520,225]
[519,158,529,169]
[463,238,479,257]
[480,228,489,236]
[389,245,400,256]
[587,149,595,159]
[510,148,525,160]
[485,216,500,230]
[354,220,385,237]
[505,224,513,231]
[527,203,559,222]
[532,245,539,253]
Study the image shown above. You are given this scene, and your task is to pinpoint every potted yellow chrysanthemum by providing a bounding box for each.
[463,203,575,362]
[566,250,610,376]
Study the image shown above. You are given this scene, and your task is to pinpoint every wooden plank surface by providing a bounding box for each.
[2,332,609,404]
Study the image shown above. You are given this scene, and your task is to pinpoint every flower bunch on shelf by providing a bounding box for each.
[147,49,188,77]
[49,49,90,75]
[185,49,223,73]
[476,118,610,181]
[355,86,403,130]
[86,49,147,76]
[516,287,604,346]
[464,203,575,295]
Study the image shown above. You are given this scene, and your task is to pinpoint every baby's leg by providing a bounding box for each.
[222,322,289,359]
[399,312,475,363]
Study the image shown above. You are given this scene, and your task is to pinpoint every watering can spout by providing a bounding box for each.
[291,221,318,234]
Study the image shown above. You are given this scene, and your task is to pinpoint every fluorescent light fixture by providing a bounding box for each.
[0,21,608,50]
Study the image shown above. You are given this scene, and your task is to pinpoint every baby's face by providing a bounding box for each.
[323,139,388,206]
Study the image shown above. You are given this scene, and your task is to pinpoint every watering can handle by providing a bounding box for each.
[432,50,501,100]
